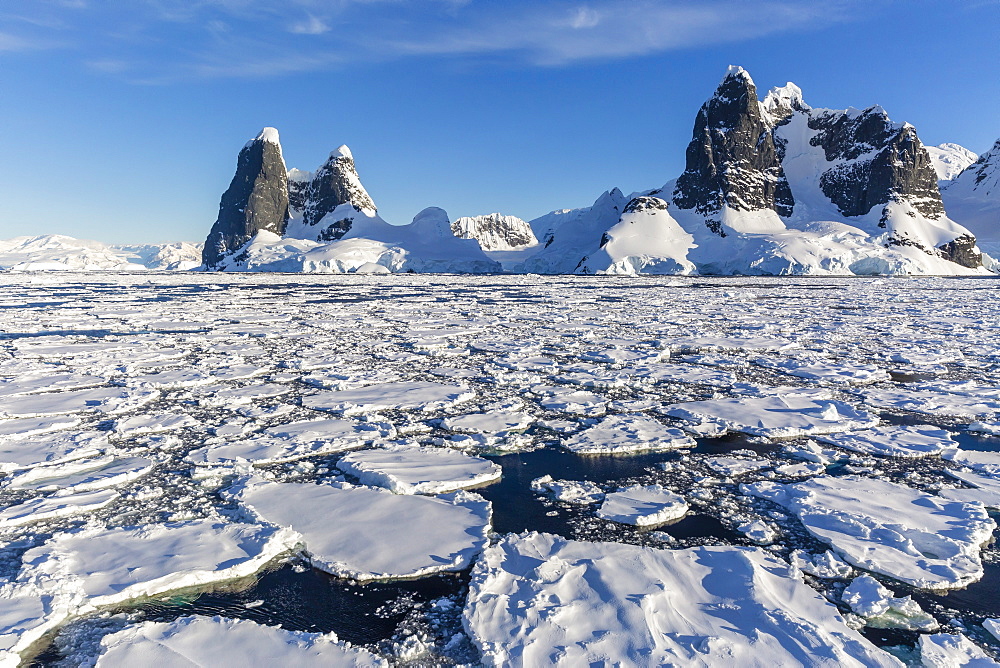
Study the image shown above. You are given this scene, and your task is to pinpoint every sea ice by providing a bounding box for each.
[705,456,771,476]
[737,519,776,544]
[0,489,118,529]
[301,381,476,415]
[440,411,533,433]
[17,520,299,608]
[188,419,391,467]
[4,455,153,492]
[756,358,891,385]
[530,476,604,505]
[596,484,689,526]
[464,533,900,667]
[112,412,198,437]
[665,389,878,438]
[940,470,1000,509]
[561,414,694,454]
[745,476,996,589]
[336,445,501,494]
[0,387,158,419]
[0,431,109,473]
[816,425,956,458]
[943,448,1000,476]
[789,549,853,578]
[861,388,1000,418]
[918,633,999,667]
[841,575,938,631]
[229,479,491,581]
[94,616,387,667]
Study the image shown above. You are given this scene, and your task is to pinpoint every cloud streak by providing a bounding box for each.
[3,0,867,80]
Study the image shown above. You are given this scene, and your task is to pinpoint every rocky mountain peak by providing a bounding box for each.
[762,83,810,122]
[300,144,377,240]
[202,127,290,269]
[451,213,537,251]
[673,66,795,233]
[809,106,944,219]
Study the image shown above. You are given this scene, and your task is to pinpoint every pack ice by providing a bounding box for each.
[464,533,900,667]
[745,476,996,589]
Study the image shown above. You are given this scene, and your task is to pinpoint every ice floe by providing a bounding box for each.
[841,575,938,631]
[816,425,956,458]
[94,616,387,667]
[0,489,118,530]
[301,381,476,415]
[229,478,491,581]
[4,455,154,492]
[745,476,996,589]
[464,533,900,667]
[562,414,695,454]
[940,469,1000,509]
[530,476,605,505]
[336,445,501,494]
[665,389,878,438]
[596,484,689,526]
[919,633,999,667]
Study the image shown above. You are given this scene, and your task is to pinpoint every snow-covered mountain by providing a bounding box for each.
[206,130,500,273]
[0,236,202,272]
[451,214,537,251]
[942,139,1000,244]
[517,67,988,276]
[926,143,978,183]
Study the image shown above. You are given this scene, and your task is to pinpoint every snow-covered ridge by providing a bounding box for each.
[926,143,979,182]
[0,235,202,272]
[451,213,537,251]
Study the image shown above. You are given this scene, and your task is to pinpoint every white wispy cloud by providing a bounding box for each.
[2,0,867,80]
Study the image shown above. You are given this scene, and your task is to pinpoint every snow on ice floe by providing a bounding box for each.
[301,381,476,415]
[745,476,996,589]
[665,388,878,438]
[533,386,607,416]
[705,456,771,477]
[0,387,159,419]
[940,469,1000,509]
[596,484,689,526]
[789,550,853,579]
[463,533,900,667]
[815,425,956,458]
[0,489,118,530]
[628,362,737,388]
[94,616,387,667]
[755,357,891,385]
[229,478,490,581]
[562,414,694,454]
[0,372,107,397]
[14,519,297,609]
[440,411,533,433]
[336,445,501,494]
[919,633,1000,667]
[112,412,198,437]
[531,476,604,505]
[841,575,938,631]
[4,455,153,492]
[942,449,1000,476]
[0,415,81,440]
[188,418,392,468]
[0,431,108,473]
[0,587,77,667]
[861,386,1000,418]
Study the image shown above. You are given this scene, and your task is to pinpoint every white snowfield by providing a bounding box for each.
[229,478,491,581]
[815,425,956,458]
[745,476,997,589]
[94,616,387,667]
[0,235,202,272]
[464,533,901,667]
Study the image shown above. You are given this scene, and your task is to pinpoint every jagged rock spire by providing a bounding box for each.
[301,145,377,239]
[202,128,290,269]
[672,66,795,234]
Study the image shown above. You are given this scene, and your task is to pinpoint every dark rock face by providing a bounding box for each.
[810,108,944,218]
[302,148,376,240]
[287,173,311,213]
[937,234,982,268]
[623,196,669,214]
[203,130,289,269]
[673,68,794,233]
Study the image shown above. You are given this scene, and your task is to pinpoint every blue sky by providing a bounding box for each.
[1,0,998,243]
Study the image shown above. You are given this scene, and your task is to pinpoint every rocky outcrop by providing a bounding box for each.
[673,66,794,234]
[451,213,537,250]
[809,107,944,219]
[300,146,377,241]
[286,168,313,214]
[202,128,290,269]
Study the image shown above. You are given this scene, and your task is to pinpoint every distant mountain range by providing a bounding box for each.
[3,67,996,275]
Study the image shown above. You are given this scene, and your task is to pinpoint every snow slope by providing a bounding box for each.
[0,236,202,271]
